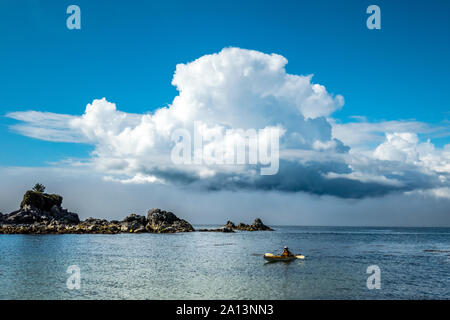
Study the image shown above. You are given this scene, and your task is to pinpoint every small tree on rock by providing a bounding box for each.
[32,183,46,193]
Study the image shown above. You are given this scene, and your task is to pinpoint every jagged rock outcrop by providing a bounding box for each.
[222,218,273,231]
[76,218,121,234]
[0,192,196,234]
[224,221,236,229]
[121,214,147,233]
[2,190,80,227]
[250,218,273,231]
[145,208,194,233]
[20,190,63,212]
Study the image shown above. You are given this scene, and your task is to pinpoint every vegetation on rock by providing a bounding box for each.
[32,183,46,193]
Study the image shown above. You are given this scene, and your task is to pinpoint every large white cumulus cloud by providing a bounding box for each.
[374,132,450,173]
[170,48,343,123]
[6,47,450,199]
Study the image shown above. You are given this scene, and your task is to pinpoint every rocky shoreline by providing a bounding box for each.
[0,186,273,234]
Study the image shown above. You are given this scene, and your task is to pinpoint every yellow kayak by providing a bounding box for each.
[264,253,305,262]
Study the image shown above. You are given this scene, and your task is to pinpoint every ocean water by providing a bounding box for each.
[0,226,449,300]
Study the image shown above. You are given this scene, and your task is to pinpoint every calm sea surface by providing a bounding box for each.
[0,226,449,299]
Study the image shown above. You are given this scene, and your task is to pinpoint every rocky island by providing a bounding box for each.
[197,219,273,232]
[0,184,273,234]
[225,219,274,231]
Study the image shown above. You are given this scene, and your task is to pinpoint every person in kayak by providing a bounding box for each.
[281,246,294,257]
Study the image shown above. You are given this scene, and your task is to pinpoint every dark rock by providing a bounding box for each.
[224,221,236,229]
[250,218,273,231]
[81,217,108,225]
[123,213,147,224]
[222,218,273,231]
[20,190,63,212]
[121,213,147,232]
[237,222,251,230]
[75,218,121,234]
[146,208,194,233]
[50,206,80,224]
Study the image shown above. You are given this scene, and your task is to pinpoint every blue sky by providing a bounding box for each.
[0,0,449,225]
[1,0,449,166]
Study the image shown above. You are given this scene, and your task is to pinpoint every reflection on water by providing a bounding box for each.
[0,226,449,299]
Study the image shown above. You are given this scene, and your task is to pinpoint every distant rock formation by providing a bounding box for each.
[224,218,273,231]
[199,218,273,232]
[250,218,273,231]
[118,209,195,233]
[146,208,194,233]
[121,213,148,233]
